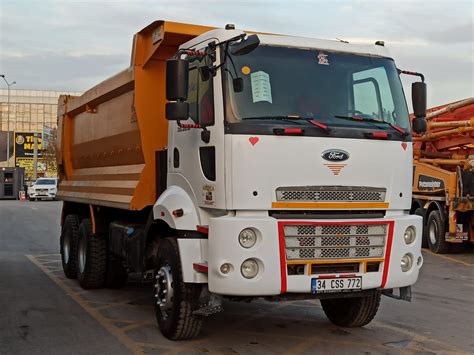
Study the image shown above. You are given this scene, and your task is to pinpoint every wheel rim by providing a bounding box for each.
[78,234,87,273]
[62,231,71,264]
[155,265,174,319]
[429,219,438,245]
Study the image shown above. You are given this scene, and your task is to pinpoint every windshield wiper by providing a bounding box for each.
[242,115,330,133]
[334,115,409,137]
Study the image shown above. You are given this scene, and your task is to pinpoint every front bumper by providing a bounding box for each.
[29,191,56,199]
[208,214,423,296]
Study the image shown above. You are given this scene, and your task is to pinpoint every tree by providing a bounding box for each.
[41,128,58,177]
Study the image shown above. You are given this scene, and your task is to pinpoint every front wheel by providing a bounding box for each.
[154,237,202,340]
[414,208,428,248]
[320,291,381,327]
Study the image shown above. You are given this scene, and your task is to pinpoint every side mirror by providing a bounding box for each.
[413,117,427,134]
[412,82,426,118]
[230,34,260,56]
[166,59,189,101]
[166,102,189,121]
[412,81,427,134]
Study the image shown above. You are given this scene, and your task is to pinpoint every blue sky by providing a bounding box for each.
[0,0,472,107]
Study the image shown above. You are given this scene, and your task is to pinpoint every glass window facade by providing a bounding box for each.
[0,89,82,132]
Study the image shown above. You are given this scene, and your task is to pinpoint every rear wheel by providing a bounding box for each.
[76,219,107,289]
[60,214,80,279]
[320,291,381,327]
[414,208,428,248]
[154,237,202,340]
[427,210,450,254]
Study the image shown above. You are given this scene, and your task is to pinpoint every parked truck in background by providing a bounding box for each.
[411,98,473,253]
[57,21,428,340]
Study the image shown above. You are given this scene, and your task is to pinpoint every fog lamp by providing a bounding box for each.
[401,253,413,272]
[241,259,259,279]
[220,263,232,274]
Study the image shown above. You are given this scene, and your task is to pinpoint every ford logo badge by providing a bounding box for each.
[322,149,349,162]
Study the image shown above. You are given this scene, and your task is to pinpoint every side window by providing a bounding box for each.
[187,62,214,126]
[198,66,214,126]
[353,79,379,116]
[353,67,395,122]
[187,66,198,123]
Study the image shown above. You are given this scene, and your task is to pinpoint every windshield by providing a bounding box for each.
[36,179,56,185]
[224,45,410,129]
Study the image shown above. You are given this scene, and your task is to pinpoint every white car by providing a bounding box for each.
[28,178,58,200]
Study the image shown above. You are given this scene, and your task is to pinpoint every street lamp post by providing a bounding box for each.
[0,75,16,167]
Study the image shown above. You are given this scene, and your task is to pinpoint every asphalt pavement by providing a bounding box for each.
[0,200,473,354]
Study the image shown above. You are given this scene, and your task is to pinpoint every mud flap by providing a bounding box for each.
[382,286,411,302]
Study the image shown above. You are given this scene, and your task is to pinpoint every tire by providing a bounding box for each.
[414,208,428,248]
[320,291,381,327]
[105,258,128,288]
[427,210,450,254]
[60,214,80,279]
[154,237,203,340]
[76,219,107,289]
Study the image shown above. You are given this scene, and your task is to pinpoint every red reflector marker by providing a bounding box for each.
[371,132,389,138]
[193,263,209,273]
[283,128,304,134]
[172,209,184,217]
[196,225,209,234]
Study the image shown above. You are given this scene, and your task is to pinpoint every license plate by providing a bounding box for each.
[311,277,362,293]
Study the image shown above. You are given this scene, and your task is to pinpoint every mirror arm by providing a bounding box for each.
[397,69,425,82]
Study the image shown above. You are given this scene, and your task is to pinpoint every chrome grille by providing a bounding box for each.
[276,186,386,202]
[284,223,387,260]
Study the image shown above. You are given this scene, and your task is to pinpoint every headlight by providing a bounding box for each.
[238,228,257,248]
[241,259,259,279]
[404,226,416,245]
[401,253,413,272]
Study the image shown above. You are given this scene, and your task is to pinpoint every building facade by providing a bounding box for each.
[0,89,82,175]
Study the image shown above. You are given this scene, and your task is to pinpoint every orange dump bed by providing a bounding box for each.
[57,21,214,210]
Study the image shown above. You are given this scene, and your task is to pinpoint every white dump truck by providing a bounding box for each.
[57,21,427,340]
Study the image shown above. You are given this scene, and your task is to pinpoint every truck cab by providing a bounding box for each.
[161,27,423,294]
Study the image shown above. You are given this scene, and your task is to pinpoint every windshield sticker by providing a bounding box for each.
[251,71,273,103]
[241,66,251,75]
[318,52,329,65]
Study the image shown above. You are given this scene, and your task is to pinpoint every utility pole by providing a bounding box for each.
[0,75,17,167]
